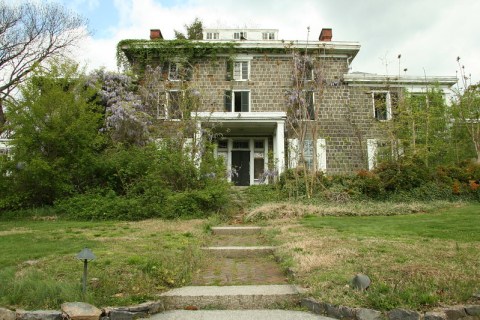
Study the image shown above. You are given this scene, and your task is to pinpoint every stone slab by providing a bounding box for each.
[159,284,302,310]
[16,310,63,320]
[211,227,262,235]
[61,302,102,320]
[202,246,275,257]
[146,309,336,320]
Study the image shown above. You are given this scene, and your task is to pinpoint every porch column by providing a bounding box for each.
[275,121,285,175]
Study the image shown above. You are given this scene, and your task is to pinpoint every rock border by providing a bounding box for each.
[301,298,480,320]
[0,301,164,320]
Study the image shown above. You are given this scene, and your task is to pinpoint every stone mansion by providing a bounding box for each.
[119,27,457,186]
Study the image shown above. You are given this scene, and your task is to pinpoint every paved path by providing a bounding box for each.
[149,309,336,320]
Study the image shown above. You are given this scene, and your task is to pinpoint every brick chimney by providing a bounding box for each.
[150,29,163,40]
[319,28,332,41]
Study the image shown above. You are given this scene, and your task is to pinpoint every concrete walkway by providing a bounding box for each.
[149,309,336,320]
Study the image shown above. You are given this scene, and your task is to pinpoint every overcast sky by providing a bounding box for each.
[58,0,479,84]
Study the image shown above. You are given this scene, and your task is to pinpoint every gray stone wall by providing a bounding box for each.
[188,53,397,174]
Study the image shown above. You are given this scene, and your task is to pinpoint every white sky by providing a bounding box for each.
[60,0,479,84]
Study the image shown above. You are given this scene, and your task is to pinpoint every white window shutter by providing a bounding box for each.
[386,92,392,120]
[287,138,299,168]
[367,139,377,170]
[316,138,327,172]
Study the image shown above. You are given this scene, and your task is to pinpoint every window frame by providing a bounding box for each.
[225,90,251,112]
[372,91,392,121]
[233,60,250,81]
[162,90,183,120]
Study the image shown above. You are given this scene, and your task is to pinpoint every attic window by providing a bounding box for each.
[234,32,247,40]
[262,32,275,40]
[206,32,219,40]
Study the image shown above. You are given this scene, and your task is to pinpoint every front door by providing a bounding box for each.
[231,151,250,186]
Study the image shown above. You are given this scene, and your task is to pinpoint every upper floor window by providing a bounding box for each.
[168,62,192,81]
[233,61,249,81]
[225,90,250,112]
[158,91,183,120]
[234,31,247,40]
[262,32,275,40]
[305,91,315,120]
[206,32,219,40]
[372,91,395,121]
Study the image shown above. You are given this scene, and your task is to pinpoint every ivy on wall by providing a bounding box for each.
[117,39,238,71]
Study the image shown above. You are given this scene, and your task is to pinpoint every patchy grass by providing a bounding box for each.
[0,218,207,309]
[244,200,456,222]
[267,203,480,311]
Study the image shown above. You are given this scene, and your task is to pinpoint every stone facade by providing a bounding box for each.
[121,28,457,183]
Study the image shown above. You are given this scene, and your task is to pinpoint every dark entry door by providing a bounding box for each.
[232,151,250,186]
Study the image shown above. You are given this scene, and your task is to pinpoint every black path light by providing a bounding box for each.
[76,248,96,297]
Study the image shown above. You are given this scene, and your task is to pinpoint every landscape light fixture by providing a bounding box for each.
[76,248,96,297]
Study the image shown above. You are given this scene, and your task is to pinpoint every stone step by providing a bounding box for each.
[202,246,275,257]
[159,285,305,310]
[147,309,336,320]
[211,226,262,235]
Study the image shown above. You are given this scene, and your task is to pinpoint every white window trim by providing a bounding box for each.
[233,60,250,81]
[316,138,327,172]
[227,90,251,113]
[168,62,180,81]
[288,138,327,171]
[372,91,392,121]
[367,139,377,170]
[162,90,183,120]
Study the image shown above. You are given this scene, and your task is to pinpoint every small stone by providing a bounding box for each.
[61,302,102,320]
[444,307,467,320]
[387,308,420,320]
[109,311,146,320]
[465,305,480,316]
[351,274,371,291]
[356,308,384,320]
[0,308,16,320]
[338,305,356,319]
[184,306,198,311]
[325,303,342,319]
[424,311,446,320]
[16,310,63,320]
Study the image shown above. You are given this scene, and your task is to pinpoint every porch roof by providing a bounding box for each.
[192,112,286,136]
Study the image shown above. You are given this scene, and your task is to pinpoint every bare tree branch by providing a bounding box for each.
[0,0,88,133]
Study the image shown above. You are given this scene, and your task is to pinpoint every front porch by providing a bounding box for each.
[192,112,287,186]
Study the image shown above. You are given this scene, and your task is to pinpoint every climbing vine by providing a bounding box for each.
[116,39,238,71]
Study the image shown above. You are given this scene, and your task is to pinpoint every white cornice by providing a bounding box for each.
[343,73,457,88]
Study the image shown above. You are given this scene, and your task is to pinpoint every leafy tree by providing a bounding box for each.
[391,87,451,166]
[174,18,203,40]
[452,60,480,163]
[3,60,104,207]
[0,1,88,134]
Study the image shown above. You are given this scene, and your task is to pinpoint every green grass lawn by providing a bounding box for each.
[302,204,480,242]
[270,202,480,311]
[0,218,207,309]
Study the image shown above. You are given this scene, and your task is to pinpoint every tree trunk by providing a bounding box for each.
[0,99,6,135]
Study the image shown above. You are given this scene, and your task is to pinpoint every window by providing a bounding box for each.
[372,91,393,121]
[233,61,249,80]
[163,91,182,119]
[206,32,219,40]
[224,91,250,112]
[288,138,326,171]
[234,31,247,40]
[168,62,192,81]
[306,91,315,120]
[262,32,275,40]
[168,63,179,81]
